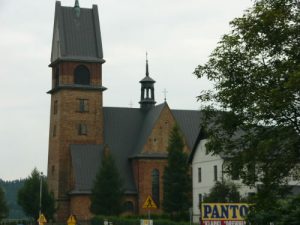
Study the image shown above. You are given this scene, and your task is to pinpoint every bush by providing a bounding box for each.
[91,215,192,225]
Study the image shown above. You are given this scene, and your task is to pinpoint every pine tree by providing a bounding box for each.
[163,125,191,219]
[17,168,55,220]
[0,186,8,221]
[90,152,123,216]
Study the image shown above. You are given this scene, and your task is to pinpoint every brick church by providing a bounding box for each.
[47,0,202,221]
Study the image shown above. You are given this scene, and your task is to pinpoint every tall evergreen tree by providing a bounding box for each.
[0,186,8,221]
[90,151,123,216]
[17,168,55,220]
[163,125,191,219]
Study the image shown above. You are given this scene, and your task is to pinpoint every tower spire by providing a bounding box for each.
[139,53,156,111]
[146,52,149,77]
[74,0,80,17]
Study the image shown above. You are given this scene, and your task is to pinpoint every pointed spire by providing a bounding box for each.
[74,0,80,17]
[146,52,149,77]
[140,53,156,111]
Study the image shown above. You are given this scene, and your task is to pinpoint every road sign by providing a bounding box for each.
[67,215,77,225]
[37,213,47,225]
[142,195,157,209]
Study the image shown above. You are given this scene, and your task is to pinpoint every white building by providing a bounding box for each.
[189,137,300,223]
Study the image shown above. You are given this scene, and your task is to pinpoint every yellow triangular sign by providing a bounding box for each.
[67,215,77,225]
[142,195,157,209]
[37,214,47,224]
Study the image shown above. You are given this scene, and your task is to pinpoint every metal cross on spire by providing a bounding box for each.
[163,88,168,102]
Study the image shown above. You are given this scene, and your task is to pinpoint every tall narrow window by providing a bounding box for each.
[74,65,90,85]
[78,124,87,135]
[198,167,202,183]
[214,165,218,181]
[77,99,89,112]
[152,169,160,207]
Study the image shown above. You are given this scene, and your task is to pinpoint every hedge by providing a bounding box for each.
[91,215,191,225]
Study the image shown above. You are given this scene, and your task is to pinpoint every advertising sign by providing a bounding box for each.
[201,203,250,225]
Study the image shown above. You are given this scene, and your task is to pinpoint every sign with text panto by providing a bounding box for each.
[201,203,250,225]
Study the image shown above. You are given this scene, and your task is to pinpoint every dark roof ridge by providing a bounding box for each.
[103,106,140,110]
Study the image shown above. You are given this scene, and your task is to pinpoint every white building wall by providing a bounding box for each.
[191,139,300,223]
[191,139,255,223]
[192,139,223,223]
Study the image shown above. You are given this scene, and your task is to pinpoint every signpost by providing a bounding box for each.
[142,195,157,223]
[37,213,47,225]
[67,215,77,225]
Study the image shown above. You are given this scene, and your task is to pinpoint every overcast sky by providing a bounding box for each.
[0,0,253,180]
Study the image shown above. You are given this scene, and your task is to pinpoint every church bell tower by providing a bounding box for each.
[47,0,106,221]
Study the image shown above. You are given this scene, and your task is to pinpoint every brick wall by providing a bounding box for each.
[47,61,104,221]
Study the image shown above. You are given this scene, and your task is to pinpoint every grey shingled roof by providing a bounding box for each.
[140,76,155,83]
[103,107,145,193]
[51,1,104,64]
[70,104,202,194]
[172,109,203,149]
[70,144,104,193]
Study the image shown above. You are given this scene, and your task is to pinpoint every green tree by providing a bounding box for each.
[247,194,300,224]
[194,0,300,212]
[90,151,123,216]
[203,181,241,203]
[17,168,55,220]
[163,125,191,220]
[0,186,8,221]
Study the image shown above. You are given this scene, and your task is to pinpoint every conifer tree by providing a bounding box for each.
[90,151,123,216]
[0,186,8,221]
[17,168,55,220]
[163,125,191,219]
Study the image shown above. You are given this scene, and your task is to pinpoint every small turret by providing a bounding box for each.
[139,53,156,111]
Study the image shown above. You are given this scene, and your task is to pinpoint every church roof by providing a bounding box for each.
[50,1,104,65]
[70,104,202,194]
[71,103,201,194]
[70,144,104,193]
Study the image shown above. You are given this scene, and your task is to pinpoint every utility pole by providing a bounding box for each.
[39,172,43,216]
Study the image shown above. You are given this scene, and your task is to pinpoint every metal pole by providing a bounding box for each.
[189,207,192,225]
[39,172,43,216]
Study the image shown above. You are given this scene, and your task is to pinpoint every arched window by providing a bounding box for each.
[123,201,134,213]
[74,65,90,85]
[152,169,160,206]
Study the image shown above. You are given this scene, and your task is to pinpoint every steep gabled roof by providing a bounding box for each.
[70,144,104,194]
[51,1,104,65]
[172,109,203,149]
[103,107,145,193]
